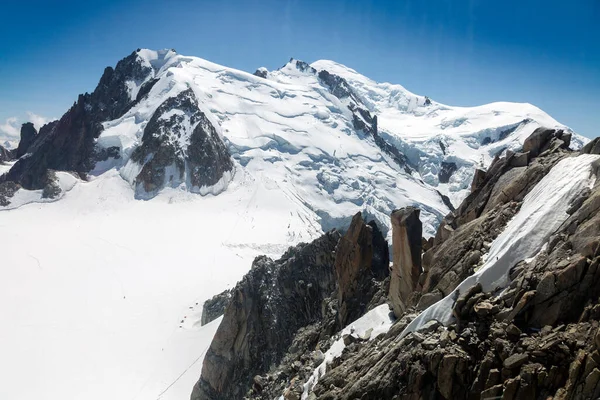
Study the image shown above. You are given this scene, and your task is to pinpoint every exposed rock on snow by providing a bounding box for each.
[127,88,233,198]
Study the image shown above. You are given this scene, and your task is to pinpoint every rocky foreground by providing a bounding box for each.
[192,128,600,400]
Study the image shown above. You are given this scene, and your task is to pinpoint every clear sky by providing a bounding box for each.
[1,0,598,140]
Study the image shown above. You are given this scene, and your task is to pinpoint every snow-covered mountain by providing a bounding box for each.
[0,49,588,400]
[1,49,586,237]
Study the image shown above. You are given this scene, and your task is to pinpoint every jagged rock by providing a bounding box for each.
[389,207,422,317]
[201,289,231,326]
[335,213,389,326]
[318,70,358,101]
[16,122,37,158]
[293,59,316,74]
[192,231,340,400]
[471,168,486,193]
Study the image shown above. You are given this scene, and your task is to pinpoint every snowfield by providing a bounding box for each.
[0,168,322,400]
[0,49,588,400]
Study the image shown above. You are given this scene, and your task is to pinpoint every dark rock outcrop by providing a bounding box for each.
[130,88,233,197]
[439,161,458,183]
[389,207,422,317]
[253,68,268,79]
[193,216,391,400]
[190,129,600,400]
[318,70,359,103]
[201,289,232,326]
[192,231,341,400]
[16,122,37,158]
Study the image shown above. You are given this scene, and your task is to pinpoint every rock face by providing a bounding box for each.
[389,207,422,317]
[192,231,341,400]
[129,88,234,198]
[201,289,231,326]
[5,50,155,190]
[335,213,389,327]
[16,122,37,158]
[192,215,390,400]
[0,144,13,163]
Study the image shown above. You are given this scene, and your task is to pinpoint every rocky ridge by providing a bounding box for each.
[192,213,390,400]
[193,128,600,400]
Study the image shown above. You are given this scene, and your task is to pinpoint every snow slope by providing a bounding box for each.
[0,168,322,400]
[402,153,600,336]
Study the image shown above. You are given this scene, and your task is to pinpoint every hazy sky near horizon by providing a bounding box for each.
[1,0,598,139]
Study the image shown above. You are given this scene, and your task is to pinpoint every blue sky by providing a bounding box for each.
[1,0,598,140]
